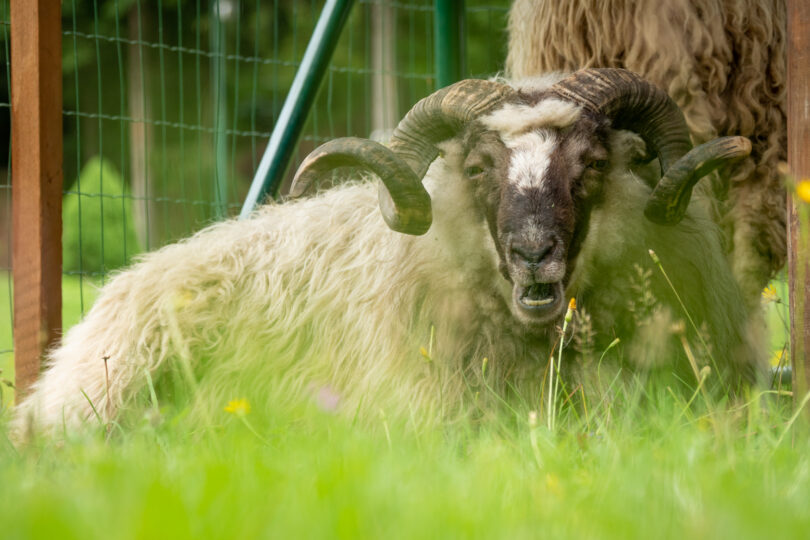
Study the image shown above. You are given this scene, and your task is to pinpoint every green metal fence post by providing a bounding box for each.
[434,0,466,88]
[240,0,355,218]
[211,0,229,218]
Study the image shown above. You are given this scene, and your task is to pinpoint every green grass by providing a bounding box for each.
[763,277,790,368]
[0,274,804,538]
[1,386,809,539]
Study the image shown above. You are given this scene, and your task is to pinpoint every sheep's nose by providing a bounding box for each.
[511,239,556,268]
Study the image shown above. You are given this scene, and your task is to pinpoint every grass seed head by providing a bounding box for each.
[564,298,576,324]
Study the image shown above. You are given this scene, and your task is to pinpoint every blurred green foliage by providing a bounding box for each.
[63,156,141,274]
[50,0,510,247]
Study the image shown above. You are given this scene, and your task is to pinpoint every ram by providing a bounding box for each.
[13,69,762,438]
[506,0,786,310]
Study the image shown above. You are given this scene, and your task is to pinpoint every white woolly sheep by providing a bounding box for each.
[13,69,762,438]
[506,0,786,310]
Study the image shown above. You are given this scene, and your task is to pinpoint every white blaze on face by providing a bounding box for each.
[479,96,582,193]
[506,131,558,191]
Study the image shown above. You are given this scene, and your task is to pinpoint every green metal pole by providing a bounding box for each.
[434,0,466,88]
[240,0,355,218]
[212,0,229,218]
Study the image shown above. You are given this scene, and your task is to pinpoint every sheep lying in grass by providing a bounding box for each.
[13,69,763,439]
[506,0,786,311]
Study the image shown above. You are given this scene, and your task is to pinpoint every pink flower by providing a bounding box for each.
[315,385,340,413]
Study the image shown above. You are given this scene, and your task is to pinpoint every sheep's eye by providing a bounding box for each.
[589,159,609,171]
[464,166,485,178]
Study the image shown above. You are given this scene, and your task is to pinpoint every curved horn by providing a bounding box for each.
[551,69,751,225]
[290,137,432,234]
[644,136,752,224]
[548,68,692,176]
[291,80,515,235]
[386,79,516,179]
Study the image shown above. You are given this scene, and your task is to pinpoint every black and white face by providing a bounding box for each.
[464,101,611,328]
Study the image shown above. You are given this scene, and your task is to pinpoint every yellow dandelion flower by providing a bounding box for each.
[419,346,431,361]
[224,398,251,416]
[797,179,810,204]
[770,349,785,367]
[545,473,563,497]
[761,285,779,304]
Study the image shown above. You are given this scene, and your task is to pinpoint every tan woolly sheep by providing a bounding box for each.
[13,70,762,438]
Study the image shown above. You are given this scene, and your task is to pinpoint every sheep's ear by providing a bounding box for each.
[644,136,751,225]
[606,130,659,189]
[629,143,656,166]
[609,130,652,164]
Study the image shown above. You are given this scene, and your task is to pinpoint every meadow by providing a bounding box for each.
[1,272,807,539]
[1,366,808,539]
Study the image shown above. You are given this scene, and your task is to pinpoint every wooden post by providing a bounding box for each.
[788,0,810,405]
[11,0,62,396]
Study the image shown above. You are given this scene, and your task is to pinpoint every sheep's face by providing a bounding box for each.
[293,71,748,331]
[465,101,610,327]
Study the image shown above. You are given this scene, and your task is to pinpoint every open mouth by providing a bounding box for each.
[520,282,556,307]
[513,281,565,322]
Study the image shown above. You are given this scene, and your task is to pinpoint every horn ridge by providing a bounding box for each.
[292,79,515,236]
[388,80,516,178]
[290,137,432,235]
[549,68,693,176]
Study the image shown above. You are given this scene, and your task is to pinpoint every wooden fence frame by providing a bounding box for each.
[8,2,810,409]
[787,0,810,408]
[10,0,62,397]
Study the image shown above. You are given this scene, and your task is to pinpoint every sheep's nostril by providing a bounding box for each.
[511,240,555,267]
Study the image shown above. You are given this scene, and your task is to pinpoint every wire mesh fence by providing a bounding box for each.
[0,0,510,388]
